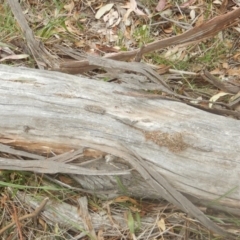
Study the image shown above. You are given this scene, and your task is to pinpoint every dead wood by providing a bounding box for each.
[3,1,240,238]
[202,71,240,94]
[58,7,240,74]
[7,0,58,69]
[77,197,97,239]
[0,64,240,237]
[13,191,231,239]
[15,192,140,238]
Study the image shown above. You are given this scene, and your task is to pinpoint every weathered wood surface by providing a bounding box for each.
[0,64,240,210]
[14,191,170,239]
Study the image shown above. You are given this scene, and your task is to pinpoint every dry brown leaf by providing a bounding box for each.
[227,68,240,75]
[180,0,197,8]
[59,175,74,185]
[156,64,170,74]
[38,218,47,231]
[233,52,240,61]
[64,1,74,13]
[195,13,204,26]
[114,196,140,206]
[210,68,225,75]
[158,218,166,231]
[222,62,229,69]
[74,40,86,47]
[163,25,173,34]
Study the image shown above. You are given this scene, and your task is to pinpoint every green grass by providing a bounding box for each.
[147,37,229,72]
[133,24,154,46]
[36,17,68,40]
[0,3,20,41]
[0,171,77,201]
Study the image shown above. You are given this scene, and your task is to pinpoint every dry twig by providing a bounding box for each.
[120,143,236,239]
[7,0,58,69]
[0,197,49,235]
[58,7,240,74]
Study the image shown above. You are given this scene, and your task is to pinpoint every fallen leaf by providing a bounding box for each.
[0,194,8,208]
[158,218,166,231]
[163,25,173,34]
[114,196,140,206]
[180,0,197,8]
[129,0,137,11]
[213,0,222,5]
[233,52,240,61]
[156,64,170,74]
[64,1,74,13]
[74,40,86,47]
[195,13,204,26]
[190,96,202,105]
[134,7,147,16]
[0,54,29,62]
[59,175,74,184]
[155,0,166,11]
[103,9,119,27]
[210,68,224,75]
[96,44,119,53]
[227,68,240,76]
[222,62,229,69]
[112,16,122,27]
[95,3,114,20]
[209,92,230,108]
[161,9,172,17]
[0,46,15,55]
[38,218,47,231]
[122,0,146,23]
[164,46,187,61]
[190,9,196,20]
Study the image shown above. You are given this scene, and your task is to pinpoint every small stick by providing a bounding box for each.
[134,45,145,62]
[12,204,23,240]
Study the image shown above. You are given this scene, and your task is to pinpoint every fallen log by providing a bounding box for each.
[0,64,239,237]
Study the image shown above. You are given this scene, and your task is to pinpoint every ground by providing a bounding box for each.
[0,0,240,239]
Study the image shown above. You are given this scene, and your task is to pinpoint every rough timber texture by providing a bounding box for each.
[0,64,240,211]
